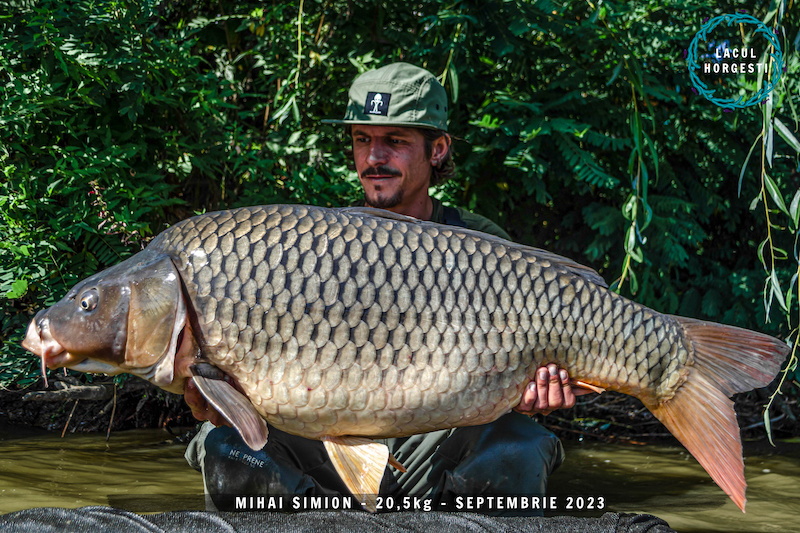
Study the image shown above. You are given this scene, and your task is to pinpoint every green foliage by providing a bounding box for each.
[750,2,800,438]
[1,0,798,414]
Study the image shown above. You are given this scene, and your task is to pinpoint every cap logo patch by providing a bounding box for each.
[365,92,391,116]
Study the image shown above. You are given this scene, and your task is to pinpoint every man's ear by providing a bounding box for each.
[431,133,451,164]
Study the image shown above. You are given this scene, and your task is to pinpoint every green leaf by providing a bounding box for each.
[764,409,775,447]
[449,62,460,104]
[764,173,789,217]
[786,272,798,311]
[791,189,800,230]
[642,130,659,184]
[757,238,768,267]
[630,110,642,151]
[46,178,65,196]
[738,134,762,197]
[765,93,774,167]
[770,270,788,312]
[773,247,788,261]
[6,278,28,299]
[628,268,639,295]
[606,62,623,86]
[629,245,643,263]
[774,118,800,154]
[625,225,636,253]
[622,194,636,220]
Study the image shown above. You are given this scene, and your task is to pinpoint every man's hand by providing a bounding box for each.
[184,377,230,427]
[515,364,593,416]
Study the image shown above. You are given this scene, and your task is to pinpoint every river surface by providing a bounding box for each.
[548,437,800,532]
[0,424,798,532]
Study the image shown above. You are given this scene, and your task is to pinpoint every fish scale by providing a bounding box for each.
[151,205,680,438]
[23,204,788,511]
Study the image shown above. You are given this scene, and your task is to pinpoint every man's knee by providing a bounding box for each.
[187,423,352,510]
[204,426,317,505]
[436,412,564,505]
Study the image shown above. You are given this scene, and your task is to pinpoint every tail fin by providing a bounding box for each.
[645,317,787,512]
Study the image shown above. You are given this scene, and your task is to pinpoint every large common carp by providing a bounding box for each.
[22,205,786,512]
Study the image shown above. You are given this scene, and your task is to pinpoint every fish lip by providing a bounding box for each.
[23,317,77,388]
[65,359,122,374]
[22,316,71,366]
[47,352,86,369]
[21,320,43,355]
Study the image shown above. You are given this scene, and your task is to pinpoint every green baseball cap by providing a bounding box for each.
[322,62,448,131]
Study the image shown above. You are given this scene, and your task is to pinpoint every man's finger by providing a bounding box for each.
[559,369,576,409]
[184,379,206,409]
[535,367,550,411]
[516,380,537,412]
[546,364,565,409]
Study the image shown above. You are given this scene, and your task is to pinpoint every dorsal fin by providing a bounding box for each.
[523,247,607,288]
[337,206,420,223]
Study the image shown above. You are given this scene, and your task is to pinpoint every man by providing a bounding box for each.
[185,62,582,514]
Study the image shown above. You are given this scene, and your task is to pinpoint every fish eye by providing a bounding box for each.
[79,289,99,312]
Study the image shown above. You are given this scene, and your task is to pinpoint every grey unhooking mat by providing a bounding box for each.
[0,507,675,532]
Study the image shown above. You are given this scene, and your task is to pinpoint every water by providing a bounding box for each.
[0,425,205,513]
[0,425,798,532]
[548,438,800,532]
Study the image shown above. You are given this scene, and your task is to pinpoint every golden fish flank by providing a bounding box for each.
[22,204,787,513]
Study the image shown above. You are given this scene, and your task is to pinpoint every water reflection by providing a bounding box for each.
[548,439,800,532]
[1,424,798,532]
[0,425,204,513]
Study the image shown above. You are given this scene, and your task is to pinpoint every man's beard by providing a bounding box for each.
[365,187,403,208]
[362,166,403,208]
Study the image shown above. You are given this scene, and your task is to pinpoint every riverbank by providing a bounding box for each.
[0,377,196,436]
[1,375,796,445]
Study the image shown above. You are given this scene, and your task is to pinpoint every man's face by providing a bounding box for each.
[351,125,433,213]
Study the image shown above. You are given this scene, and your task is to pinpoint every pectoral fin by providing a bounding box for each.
[322,436,397,512]
[190,363,268,451]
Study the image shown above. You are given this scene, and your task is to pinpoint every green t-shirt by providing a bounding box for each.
[428,197,511,241]
[352,196,511,240]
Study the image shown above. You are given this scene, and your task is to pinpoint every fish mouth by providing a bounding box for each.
[22,314,86,387]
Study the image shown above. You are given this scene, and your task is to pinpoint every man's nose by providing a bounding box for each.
[366,141,389,165]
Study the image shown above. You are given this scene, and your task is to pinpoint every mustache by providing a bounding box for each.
[361,166,402,178]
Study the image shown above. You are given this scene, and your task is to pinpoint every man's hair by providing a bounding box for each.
[345,126,456,187]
